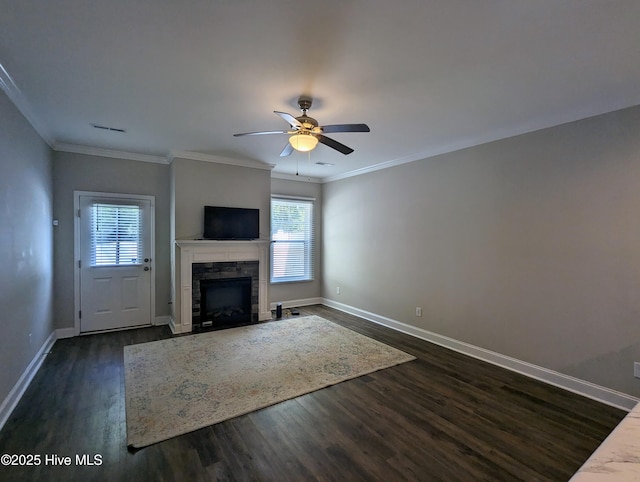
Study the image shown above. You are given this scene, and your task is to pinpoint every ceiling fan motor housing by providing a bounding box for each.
[296,97,317,130]
[298,97,313,112]
[296,115,318,130]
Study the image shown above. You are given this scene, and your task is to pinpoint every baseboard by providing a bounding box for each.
[55,327,75,339]
[169,316,178,334]
[322,298,640,412]
[154,315,170,326]
[269,297,323,311]
[169,317,191,335]
[57,317,169,336]
[0,331,57,431]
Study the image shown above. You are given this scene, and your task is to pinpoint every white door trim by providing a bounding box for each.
[73,190,156,336]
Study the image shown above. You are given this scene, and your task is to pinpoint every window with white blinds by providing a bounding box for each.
[90,203,143,266]
[271,196,315,283]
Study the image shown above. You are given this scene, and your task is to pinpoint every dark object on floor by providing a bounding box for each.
[290,308,299,316]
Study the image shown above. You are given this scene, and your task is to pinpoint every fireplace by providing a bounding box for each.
[173,240,270,334]
[191,260,259,331]
[199,277,252,329]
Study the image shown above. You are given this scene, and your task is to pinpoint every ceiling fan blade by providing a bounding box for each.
[233,130,289,137]
[320,123,370,133]
[279,143,294,157]
[317,135,354,155]
[274,111,302,128]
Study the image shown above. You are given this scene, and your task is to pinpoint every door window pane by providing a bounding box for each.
[90,203,142,266]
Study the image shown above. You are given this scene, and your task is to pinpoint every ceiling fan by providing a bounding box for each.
[234,96,370,157]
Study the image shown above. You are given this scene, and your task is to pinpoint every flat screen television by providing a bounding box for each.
[203,206,259,240]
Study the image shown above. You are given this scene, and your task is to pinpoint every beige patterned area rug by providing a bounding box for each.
[124,315,415,448]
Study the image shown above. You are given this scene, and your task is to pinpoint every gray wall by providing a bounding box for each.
[172,158,271,240]
[0,91,53,403]
[170,157,272,319]
[52,151,171,328]
[270,177,322,305]
[323,105,640,397]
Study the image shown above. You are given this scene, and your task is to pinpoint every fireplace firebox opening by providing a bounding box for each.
[197,276,253,330]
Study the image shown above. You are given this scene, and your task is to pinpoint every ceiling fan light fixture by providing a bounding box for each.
[288,132,318,152]
[234,96,369,157]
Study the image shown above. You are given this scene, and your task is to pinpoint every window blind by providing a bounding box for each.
[90,203,142,266]
[271,197,314,283]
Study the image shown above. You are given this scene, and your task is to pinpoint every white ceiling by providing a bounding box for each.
[1,1,640,181]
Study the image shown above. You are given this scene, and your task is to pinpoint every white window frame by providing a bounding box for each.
[89,201,144,267]
[270,195,315,284]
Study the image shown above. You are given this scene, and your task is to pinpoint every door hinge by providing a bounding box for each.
[79,310,82,319]
[78,260,81,269]
[77,209,81,218]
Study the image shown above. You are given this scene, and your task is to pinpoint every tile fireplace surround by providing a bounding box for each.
[172,239,271,334]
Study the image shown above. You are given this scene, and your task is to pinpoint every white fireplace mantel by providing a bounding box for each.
[171,239,271,334]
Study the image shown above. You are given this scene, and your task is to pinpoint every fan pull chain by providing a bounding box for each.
[294,147,312,179]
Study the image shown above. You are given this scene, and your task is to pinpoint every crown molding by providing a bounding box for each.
[53,143,170,164]
[0,61,55,147]
[323,101,640,183]
[170,150,275,171]
[322,137,499,183]
[270,171,322,183]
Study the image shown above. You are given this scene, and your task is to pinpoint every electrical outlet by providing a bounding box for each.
[415,307,422,317]
[634,362,640,379]
[336,286,340,295]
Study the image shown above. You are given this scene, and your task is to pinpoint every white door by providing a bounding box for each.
[78,194,153,333]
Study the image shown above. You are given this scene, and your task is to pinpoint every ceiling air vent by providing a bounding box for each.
[91,123,126,133]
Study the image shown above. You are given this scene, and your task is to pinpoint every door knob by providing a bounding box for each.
[144,258,150,262]
[143,266,150,271]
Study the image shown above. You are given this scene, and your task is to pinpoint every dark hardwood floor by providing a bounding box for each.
[0,305,625,481]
